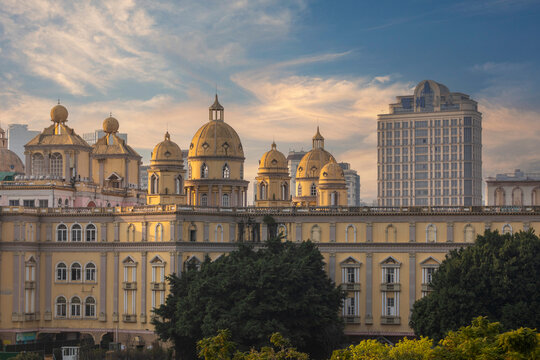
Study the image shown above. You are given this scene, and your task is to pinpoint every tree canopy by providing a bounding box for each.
[410,230,540,340]
[153,237,344,359]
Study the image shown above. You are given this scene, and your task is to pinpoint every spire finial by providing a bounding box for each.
[109,111,112,117]
[57,98,60,105]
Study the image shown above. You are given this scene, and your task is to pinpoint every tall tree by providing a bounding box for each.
[153,237,344,359]
[410,230,540,340]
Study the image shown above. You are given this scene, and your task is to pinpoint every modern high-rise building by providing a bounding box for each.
[7,124,40,161]
[377,80,482,207]
[83,129,128,145]
[287,150,307,197]
[339,162,361,206]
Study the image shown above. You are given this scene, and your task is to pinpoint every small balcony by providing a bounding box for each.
[341,283,361,291]
[122,314,137,323]
[25,281,36,290]
[122,281,137,290]
[380,283,401,292]
[421,283,432,292]
[380,316,401,325]
[150,282,165,291]
[344,316,361,324]
[24,313,36,321]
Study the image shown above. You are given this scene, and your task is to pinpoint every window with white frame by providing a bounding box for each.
[151,256,166,308]
[155,223,163,242]
[502,224,512,235]
[56,296,67,317]
[123,257,137,315]
[426,224,437,242]
[50,152,63,178]
[281,183,288,200]
[222,194,229,207]
[342,293,360,318]
[57,224,68,242]
[150,174,159,194]
[278,224,287,238]
[32,153,45,176]
[25,258,36,314]
[310,183,317,196]
[85,297,96,317]
[341,257,361,284]
[70,296,81,317]
[201,163,209,178]
[260,182,267,200]
[85,263,96,282]
[175,175,183,194]
[85,224,96,242]
[56,262,67,281]
[201,194,208,207]
[383,267,396,283]
[71,224,82,242]
[384,295,397,316]
[127,224,135,242]
[346,225,356,243]
[464,224,475,242]
[222,164,230,179]
[215,224,223,242]
[71,262,82,281]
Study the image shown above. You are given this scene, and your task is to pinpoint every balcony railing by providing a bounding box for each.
[122,314,137,323]
[122,282,137,290]
[380,283,401,292]
[341,283,361,291]
[25,281,36,290]
[421,283,432,292]
[150,282,165,291]
[380,316,400,325]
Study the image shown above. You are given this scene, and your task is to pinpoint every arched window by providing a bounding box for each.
[26,224,34,242]
[260,182,267,200]
[281,183,288,200]
[71,224,82,242]
[57,224,68,242]
[330,191,338,206]
[85,224,96,242]
[512,187,523,206]
[85,263,96,282]
[464,224,475,242]
[495,187,505,206]
[502,224,512,235]
[201,163,209,178]
[175,175,183,194]
[50,152,63,178]
[155,223,163,242]
[346,225,356,243]
[84,297,96,317]
[201,194,208,207]
[426,224,437,243]
[222,194,229,207]
[185,256,201,271]
[298,184,302,196]
[310,183,317,196]
[278,224,287,238]
[189,224,197,242]
[56,296,67,317]
[150,174,159,194]
[70,296,81,317]
[215,224,223,242]
[70,262,82,281]
[222,164,230,179]
[32,153,44,176]
[56,262,67,281]
[310,225,321,242]
[127,224,135,242]
[386,225,397,242]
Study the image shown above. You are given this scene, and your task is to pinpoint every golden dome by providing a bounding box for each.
[0,148,24,173]
[103,116,119,133]
[258,142,288,174]
[151,132,183,166]
[188,117,244,159]
[50,104,68,123]
[296,148,334,179]
[319,157,345,184]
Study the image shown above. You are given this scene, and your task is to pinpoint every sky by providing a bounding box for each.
[1,0,540,203]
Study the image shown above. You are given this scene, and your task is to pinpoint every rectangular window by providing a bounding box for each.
[39,200,49,208]
[347,268,355,283]
[9,200,19,206]
[415,121,428,128]
[23,200,35,207]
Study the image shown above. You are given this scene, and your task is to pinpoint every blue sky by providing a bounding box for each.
[1,0,540,202]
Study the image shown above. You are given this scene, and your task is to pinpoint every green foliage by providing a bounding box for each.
[12,352,42,360]
[330,337,434,360]
[410,230,540,340]
[153,236,344,359]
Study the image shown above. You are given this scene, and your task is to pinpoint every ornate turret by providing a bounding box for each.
[255,142,291,207]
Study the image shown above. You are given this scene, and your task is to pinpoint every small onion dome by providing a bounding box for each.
[296,148,334,179]
[103,116,119,134]
[319,157,345,184]
[50,104,68,123]
[0,148,24,173]
[258,142,288,174]
[151,131,183,166]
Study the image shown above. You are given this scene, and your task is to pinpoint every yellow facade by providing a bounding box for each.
[255,142,291,207]
[0,205,538,344]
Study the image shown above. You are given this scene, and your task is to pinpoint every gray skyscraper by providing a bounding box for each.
[377,80,482,206]
[7,124,40,161]
[287,150,307,197]
[339,162,361,206]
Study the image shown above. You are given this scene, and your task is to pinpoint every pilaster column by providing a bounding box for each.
[177,221,183,241]
[208,185,213,206]
[170,252,176,275]
[125,160,129,187]
[229,222,235,242]
[74,151,79,177]
[366,222,373,242]
[142,221,147,242]
[101,223,107,242]
[204,222,209,242]
[177,252,184,276]
[218,185,223,207]
[113,252,119,322]
[35,254,40,317]
[65,152,71,180]
[35,223,41,242]
[45,253,52,320]
[12,253,20,319]
[170,221,176,242]
[261,223,268,242]
[365,253,373,324]
[409,222,416,242]
[114,222,119,242]
[329,222,336,243]
[99,160,104,186]
[44,151,50,173]
[25,153,31,176]
[195,187,199,206]
[99,252,107,321]
[46,223,52,242]
[140,251,147,323]
[89,155,93,180]
[328,253,336,283]
[447,222,454,242]
[295,223,302,242]
[409,253,416,321]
